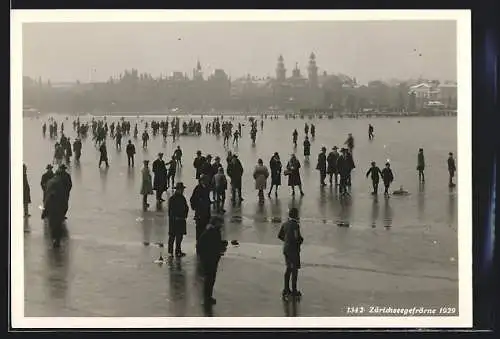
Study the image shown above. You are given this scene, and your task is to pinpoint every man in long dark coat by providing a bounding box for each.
[43,173,66,247]
[40,164,54,202]
[152,152,167,203]
[193,150,204,180]
[190,175,212,254]
[227,154,244,203]
[327,146,340,186]
[197,215,225,306]
[57,164,72,217]
[316,146,327,187]
[168,182,189,257]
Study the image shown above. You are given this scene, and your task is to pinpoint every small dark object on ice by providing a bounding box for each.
[231,240,239,246]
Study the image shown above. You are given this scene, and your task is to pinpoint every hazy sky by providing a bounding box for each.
[22,21,456,85]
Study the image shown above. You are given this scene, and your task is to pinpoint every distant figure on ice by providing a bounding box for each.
[316,146,327,187]
[303,136,311,160]
[73,137,82,161]
[292,129,298,148]
[417,148,425,183]
[366,161,382,195]
[381,162,394,196]
[197,215,225,306]
[253,158,269,204]
[140,160,154,210]
[327,146,340,186]
[447,152,456,187]
[268,152,282,197]
[278,207,303,300]
[152,153,167,203]
[126,140,136,167]
[286,154,304,197]
[166,155,177,189]
[99,142,109,168]
[40,164,54,202]
[310,124,316,139]
[174,145,183,167]
[168,182,189,257]
[142,130,149,149]
[42,122,46,137]
[134,124,138,139]
[233,129,240,146]
[368,124,374,140]
[304,123,309,136]
[23,164,31,218]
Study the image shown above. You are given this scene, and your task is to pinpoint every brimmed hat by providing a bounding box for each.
[46,164,53,170]
[59,164,67,170]
[175,182,186,190]
[158,152,164,156]
[333,146,338,150]
[321,146,326,151]
[143,160,149,164]
[214,156,221,161]
[196,150,202,155]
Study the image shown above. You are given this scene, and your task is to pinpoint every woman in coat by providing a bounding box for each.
[23,164,31,217]
[268,152,282,197]
[140,160,154,210]
[253,158,269,202]
[303,136,311,159]
[286,154,305,197]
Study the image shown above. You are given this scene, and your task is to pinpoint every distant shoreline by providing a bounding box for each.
[24,110,457,119]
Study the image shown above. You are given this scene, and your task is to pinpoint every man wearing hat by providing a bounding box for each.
[316,146,327,187]
[366,161,382,195]
[193,150,204,180]
[167,182,189,257]
[327,146,340,186]
[337,148,350,195]
[227,154,244,203]
[197,215,225,305]
[40,164,55,202]
[190,175,212,253]
[152,152,168,203]
[57,163,72,218]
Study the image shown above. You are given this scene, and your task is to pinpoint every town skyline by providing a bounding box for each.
[23,21,457,85]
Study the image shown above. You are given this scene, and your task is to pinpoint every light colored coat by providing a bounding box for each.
[253,165,269,190]
[140,167,154,195]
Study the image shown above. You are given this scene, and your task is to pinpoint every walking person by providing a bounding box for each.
[152,153,168,203]
[268,152,282,197]
[167,182,189,257]
[98,142,109,168]
[142,130,149,149]
[366,161,383,195]
[278,207,303,300]
[213,167,228,214]
[292,129,298,148]
[126,140,136,167]
[381,162,394,196]
[327,146,340,186]
[316,146,327,187]
[303,136,311,160]
[253,158,269,204]
[417,148,425,183]
[447,152,456,187]
[57,164,72,218]
[197,215,225,306]
[193,150,205,180]
[140,160,154,210]
[23,164,31,218]
[285,154,304,197]
[337,148,350,196]
[174,145,183,167]
[40,164,54,203]
[73,137,82,161]
[42,171,67,248]
[166,155,177,189]
[227,154,244,203]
